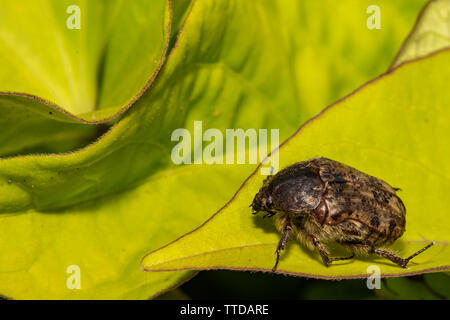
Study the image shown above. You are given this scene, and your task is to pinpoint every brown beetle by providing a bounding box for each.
[251,157,434,272]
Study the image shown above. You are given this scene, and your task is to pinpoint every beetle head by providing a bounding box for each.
[250,185,273,214]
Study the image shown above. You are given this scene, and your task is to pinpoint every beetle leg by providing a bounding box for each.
[372,248,409,267]
[373,242,435,268]
[328,254,355,264]
[311,235,331,265]
[311,235,354,266]
[347,242,434,268]
[272,217,292,272]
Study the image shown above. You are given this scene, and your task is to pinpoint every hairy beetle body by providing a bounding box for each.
[251,157,434,271]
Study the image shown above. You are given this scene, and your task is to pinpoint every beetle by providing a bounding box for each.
[250,157,434,272]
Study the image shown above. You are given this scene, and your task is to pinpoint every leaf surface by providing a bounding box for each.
[392,0,450,68]
[0,0,171,157]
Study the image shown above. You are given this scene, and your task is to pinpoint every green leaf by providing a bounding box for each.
[142,50,450,278]
[0,165,238,299]
[0,93,98,156]
[0,0,170,117]
[0,0,428,299]
[0,0,171,157]
[392,0,450,68]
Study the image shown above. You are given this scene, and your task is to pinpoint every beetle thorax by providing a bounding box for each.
[269,173,325,214]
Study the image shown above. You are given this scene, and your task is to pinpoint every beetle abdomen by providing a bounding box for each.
[323,181,406,244]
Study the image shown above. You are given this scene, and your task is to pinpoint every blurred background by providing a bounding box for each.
[164,270,450,300]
